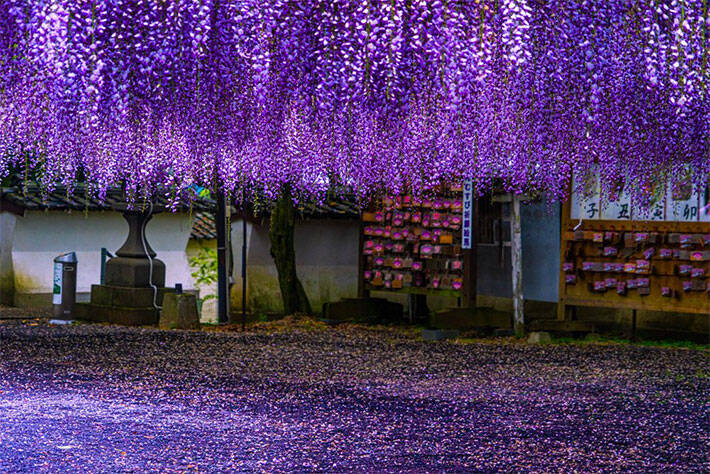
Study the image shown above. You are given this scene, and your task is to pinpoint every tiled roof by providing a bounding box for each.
[190,200,361,240]
[1,181,215,213]
[1,177,361,240]
[190,212,217,240]
[295,200,361,219]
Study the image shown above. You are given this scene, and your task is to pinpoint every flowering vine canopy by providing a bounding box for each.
[0,1,708,206]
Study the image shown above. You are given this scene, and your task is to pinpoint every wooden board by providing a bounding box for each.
[558,198,710,319]
[360,188,470,299]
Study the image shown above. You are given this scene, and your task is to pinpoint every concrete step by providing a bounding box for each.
[430,307,510,330]
[90,284,182,308]
[159,293,200,330]
[422,329,460,341]
[322,297,403,323]
[75,302,158,326]
[528,320,595,334]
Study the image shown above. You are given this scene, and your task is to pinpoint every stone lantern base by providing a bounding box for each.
[104,257,165,288]
[76,285,181,326]
[76,209,175,326]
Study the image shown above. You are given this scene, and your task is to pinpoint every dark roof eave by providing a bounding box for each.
[1,184,216,214]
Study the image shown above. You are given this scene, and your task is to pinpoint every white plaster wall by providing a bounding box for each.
[142,212,195,290]
[12,210,195,305]
[228,218,454,314]
[0,213,16,304]
[230,218,255,296]
[228,211,557,316]
[230,218,360,314]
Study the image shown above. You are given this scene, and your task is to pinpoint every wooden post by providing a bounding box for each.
[407,294,414,323]
[463,198,478,308]
[357,215,369,299]
[241,213,247,331]
[557,195,571,321]
[511,195,524,337]
[216,192,231,324]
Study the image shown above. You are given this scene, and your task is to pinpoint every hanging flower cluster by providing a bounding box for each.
[0,1,707,206]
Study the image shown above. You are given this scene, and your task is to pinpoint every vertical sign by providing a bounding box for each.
[700,187,710,222]
[568,171,708,222]
[666,182,700,222]
[462,179,473,249]
[643,195,666,221]
[570,170,601,220]
[601,185,632,220]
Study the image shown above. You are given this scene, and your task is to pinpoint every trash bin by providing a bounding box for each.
[53,252,77,320]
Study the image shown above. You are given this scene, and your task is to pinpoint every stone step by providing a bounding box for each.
[422,329,460,341]
[528,320,595,333]
[159,293,200,330]
[322,297,403,323]
[75,302,158,326]
[89,285,192,308]
[430,307,510,330]
[527,331,552,344]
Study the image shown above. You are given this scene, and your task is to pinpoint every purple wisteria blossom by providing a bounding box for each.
[0,1,707,205]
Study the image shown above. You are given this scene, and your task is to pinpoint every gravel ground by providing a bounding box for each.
[0,319,707,473]
[0,305,52,319]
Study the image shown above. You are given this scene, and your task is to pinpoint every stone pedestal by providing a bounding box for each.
[430,307,510,330]
[105,211,165,287]
[527,331,552,344]
[77,209,170,326]
[322,297,403,323]
[75,285,163,325]
[159,293,200,330]
[104,257,165,287]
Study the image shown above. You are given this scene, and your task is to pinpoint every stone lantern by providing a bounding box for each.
[76,207,174,325]
[104,210,166,288]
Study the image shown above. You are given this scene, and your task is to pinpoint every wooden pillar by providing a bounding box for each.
[241,213,247,331]
[357,215,369,298]
[216,192,231,324]
[463,198,478,308]
[557,200,569,321]
[511,195,524,336]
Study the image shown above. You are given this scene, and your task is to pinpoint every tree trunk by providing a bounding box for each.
[269,188,312,315]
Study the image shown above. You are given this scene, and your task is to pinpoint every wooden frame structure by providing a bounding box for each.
[558,198,710,320]
[357,188,478,309]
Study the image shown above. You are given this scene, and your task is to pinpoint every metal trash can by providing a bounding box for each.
[53,252,77,320]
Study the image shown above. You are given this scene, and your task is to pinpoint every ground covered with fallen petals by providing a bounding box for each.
[0,319,707,473]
